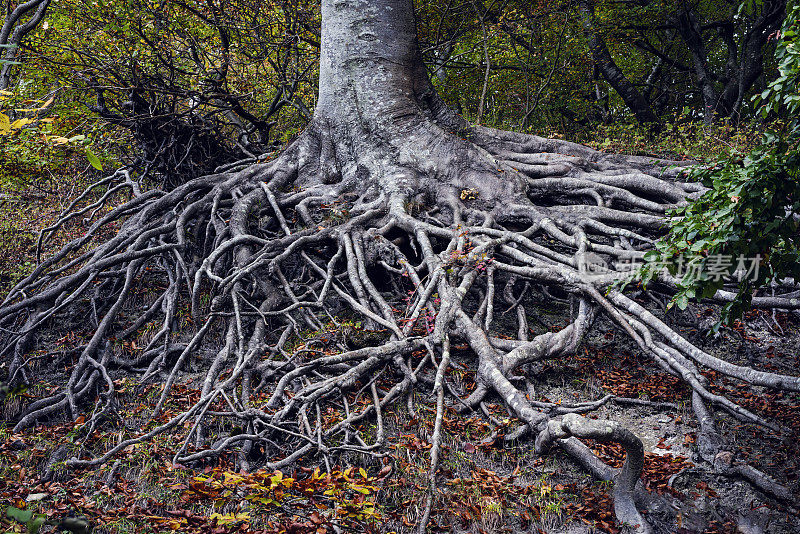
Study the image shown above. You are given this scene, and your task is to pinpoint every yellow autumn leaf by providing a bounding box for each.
[223,471,245,485]
[0,113,10,135]
[350,484,371,494]
[210,512,250,526]
[11,118,32,129]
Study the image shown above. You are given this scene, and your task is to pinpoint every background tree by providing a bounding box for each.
[643,0,800,327]
[588,0,786,123]
[9,0,320,187]
[578,0,660,125]
[0,0,50,91]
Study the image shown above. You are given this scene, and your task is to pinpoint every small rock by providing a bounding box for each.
[694,494,710,513]
[714,451,734,469]
[26,493,48,502]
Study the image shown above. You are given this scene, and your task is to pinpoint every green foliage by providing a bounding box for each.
[4,506,55,534]
[641,1,800,327]
[28,0,319,149]
[0,88,104,189]
[641,135,800,322]
[0,90,57,187]
[757,1,800,122]
[85,149,103,171]
[4,511,91,534]
[589,116,762,161]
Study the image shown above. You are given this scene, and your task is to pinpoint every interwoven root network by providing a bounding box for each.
[2,120,798,533]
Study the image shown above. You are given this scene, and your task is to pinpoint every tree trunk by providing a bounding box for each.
[316,0,453,130]
[577,0,659,125]
[674,1,785,122]
[717,0,786,119]
[676,8,719,124]
[303,0,528,206]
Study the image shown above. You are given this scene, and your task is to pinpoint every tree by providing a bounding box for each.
[643,0,800,327]
[577,0,659,125]
[616,0,786,123]
[2,1,798,532]
[0,0,50,91]
[17,0,320,187]
[530,0,788,126]
[673,0,786,122]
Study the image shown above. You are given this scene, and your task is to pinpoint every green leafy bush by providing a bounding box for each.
[641,1,800,327]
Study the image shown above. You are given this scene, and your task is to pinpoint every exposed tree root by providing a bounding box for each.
[2,113,798,532]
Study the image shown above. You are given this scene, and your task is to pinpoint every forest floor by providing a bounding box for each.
[2,298,799,534]
[1,129,798,534]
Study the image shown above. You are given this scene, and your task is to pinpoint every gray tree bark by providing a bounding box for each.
[298,0,530,207]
